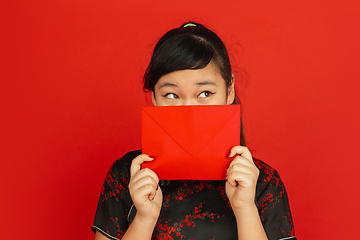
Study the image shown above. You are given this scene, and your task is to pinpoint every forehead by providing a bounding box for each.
[156,62,225,87]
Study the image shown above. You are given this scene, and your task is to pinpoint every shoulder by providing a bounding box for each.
[253,158,296,238]
[93,150,142,238]
[104,149,142,186]
[253,157,288,200]
[253,157,290,209]
[112,149,142,171]
[253,157,283,187]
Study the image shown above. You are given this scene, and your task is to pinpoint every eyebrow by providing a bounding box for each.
[158,82,178,89]
[158,80,217,89]
[196,81,217,86]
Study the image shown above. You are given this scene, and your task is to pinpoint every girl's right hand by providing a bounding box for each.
[129,154,162,223]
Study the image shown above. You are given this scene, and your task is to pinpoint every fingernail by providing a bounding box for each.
[224,173,228,180]
[156,185,159,190]
[227,151,232,158]
[148,155,156,160]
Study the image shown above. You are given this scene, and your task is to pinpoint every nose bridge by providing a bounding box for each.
[181,96,196,106]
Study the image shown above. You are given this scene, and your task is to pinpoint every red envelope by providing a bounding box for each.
[141,105,240,180]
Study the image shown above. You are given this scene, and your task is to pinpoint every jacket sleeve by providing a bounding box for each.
[91,150,141,240]
[254,159,297,240]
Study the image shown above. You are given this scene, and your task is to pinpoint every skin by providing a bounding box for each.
[95,61,268,240]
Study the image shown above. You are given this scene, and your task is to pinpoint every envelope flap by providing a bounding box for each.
[142,105,240,156]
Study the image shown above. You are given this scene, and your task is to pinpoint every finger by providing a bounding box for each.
[150,184,160,201]
[131,168,159,190]
[226,171,254,188]
[133,182,158,202]
[226,163,253,183]
[227,156,259,175]
[130,154,155,177]
[228,155,254,171]
[130,179,158,202]
[228,146,253,163]
[226,161,259,187]
[130,168,160,200]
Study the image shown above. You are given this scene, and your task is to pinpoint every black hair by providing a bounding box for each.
[143,22,246,146]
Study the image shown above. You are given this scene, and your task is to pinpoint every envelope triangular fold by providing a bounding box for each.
[142,105,239,157]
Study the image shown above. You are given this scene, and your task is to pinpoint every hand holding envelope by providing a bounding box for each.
[141,105,240,180]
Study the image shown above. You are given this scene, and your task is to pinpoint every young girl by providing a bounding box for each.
[92,22,296,240]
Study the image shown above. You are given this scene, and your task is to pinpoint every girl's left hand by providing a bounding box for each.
[225,146,259,212]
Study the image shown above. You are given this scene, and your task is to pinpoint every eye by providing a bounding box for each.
[198,91,215,99]
[163,93,179,100]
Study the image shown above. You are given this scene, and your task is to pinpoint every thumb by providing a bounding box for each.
[130,154,155,177]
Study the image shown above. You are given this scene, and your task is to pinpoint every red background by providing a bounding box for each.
[1,1,359,239]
